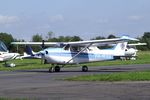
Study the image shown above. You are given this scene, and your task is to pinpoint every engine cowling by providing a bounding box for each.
[125,48,137,56]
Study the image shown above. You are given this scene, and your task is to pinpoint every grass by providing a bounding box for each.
[66,71,150,81]
[65,51,150,82]
[0,59,50,71]
[85,51,150,66]
[0,51,149,71]
[0,98,29,100]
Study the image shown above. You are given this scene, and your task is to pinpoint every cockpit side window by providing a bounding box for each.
[64,44,70,50]
[70,46,78,52]
[70,46,88,52]
[45,51,48,54]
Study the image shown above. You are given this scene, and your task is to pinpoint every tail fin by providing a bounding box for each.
[25,46,35,56]
[24,46,42,59]
[113,35,138,56]
[113,42,127,56]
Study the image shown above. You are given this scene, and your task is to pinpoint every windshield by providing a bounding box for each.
[0,41,8,52]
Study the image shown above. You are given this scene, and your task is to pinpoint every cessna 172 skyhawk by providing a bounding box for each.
[11,36,138,72]
[0,41,20,67]
[22,42,145,60]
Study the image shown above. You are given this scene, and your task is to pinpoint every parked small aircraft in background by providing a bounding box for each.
[19,46,42,59]
[11,36,138,72]
[0,41,20,67]
[104,42,147,60]
[123,43,147,60]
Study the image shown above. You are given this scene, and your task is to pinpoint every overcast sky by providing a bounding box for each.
[0,0,150,40]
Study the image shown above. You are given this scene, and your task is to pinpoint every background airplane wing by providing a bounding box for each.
[128,43,147,46]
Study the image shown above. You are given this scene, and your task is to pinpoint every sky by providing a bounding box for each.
[0,0,150,41]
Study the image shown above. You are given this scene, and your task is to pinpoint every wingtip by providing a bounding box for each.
[121,36,139,41]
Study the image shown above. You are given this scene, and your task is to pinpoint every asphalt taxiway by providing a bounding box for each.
[0,64,150,100]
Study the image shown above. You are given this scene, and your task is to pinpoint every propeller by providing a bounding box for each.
[40,40,45,64]
[41,40,45,49]
[40,50,45,64]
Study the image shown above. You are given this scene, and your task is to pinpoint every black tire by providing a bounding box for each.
[54,66,61,72]
[82,65,88,72]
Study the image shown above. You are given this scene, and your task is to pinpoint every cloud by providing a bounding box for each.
[49,15,64,23]
[128,15,143,21]
[0,15,19,25]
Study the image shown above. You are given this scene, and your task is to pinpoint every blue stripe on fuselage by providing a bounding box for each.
[46,51,114,60]
[44,48,114,60]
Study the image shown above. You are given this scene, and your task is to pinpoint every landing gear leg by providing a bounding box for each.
[49,67,54,72]
[4,62,7,67]
[82,65,88,72]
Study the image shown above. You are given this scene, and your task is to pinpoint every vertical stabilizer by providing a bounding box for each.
[113,42,127,56]
[25,46,35,56]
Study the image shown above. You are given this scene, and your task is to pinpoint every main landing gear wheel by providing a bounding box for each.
[49,66,61,72]
[82,65,88,72]
[54,66,61,72]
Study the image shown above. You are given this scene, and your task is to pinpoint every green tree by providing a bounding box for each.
[91,36,105,40]
[141,32,150,50]
[0,32,14,50]
[32,34,43,42]
[107,34,116,39]
[31,34,43,51]
[135,37,148,50]
[71,36,83,41]
[47,31,55,40]
[48,36,82,42]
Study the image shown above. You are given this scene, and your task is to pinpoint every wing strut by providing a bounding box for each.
[64,43,92,65]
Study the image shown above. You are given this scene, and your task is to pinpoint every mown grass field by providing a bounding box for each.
[0,51,149,71]
[65,51,150,81]
[66,71,150,81]
[85,51,150,66]
[0,98,27,100]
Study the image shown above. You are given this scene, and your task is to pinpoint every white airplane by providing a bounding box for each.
[101,42,146,60]
[123,43,147,60]
[19,46,42,59]
[11,36,138,72]
[22,42,146,60]
[0,41,20,67]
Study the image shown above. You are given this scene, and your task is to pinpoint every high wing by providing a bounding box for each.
[11,42,58,46]
[64,36,138,45]
[128,43,147,46]
[11,36,138,46]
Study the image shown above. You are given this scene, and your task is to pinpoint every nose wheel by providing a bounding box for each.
[54,66,61,72]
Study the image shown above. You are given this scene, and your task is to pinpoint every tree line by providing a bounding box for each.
[0,31,150,53]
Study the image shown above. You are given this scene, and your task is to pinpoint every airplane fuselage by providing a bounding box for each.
[43,47,116,64]
[0,52,19,62]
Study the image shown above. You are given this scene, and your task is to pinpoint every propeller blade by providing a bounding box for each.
[41,40,45,49]
[39,50,45,64]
